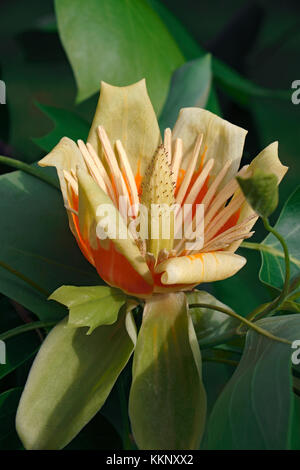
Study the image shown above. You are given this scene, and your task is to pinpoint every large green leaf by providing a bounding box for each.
[159,54,212,131]
[0,388,23,450]
[49,285,127,333]
[0,169,99,321]
[148,0,289,108]
[129,292,206,450]
[33,103,89,153]
[146,0,200,61]
[0,334,39,381]
[186,290,238,348]
[16,306,136,449]
[260,186,300,291]
[0,296,40,380]
[212,58,289,107]
[206,315,299,450]
[55,0,184,113]
[1,44,77,162]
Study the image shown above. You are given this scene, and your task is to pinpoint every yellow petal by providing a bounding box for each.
[88,79,161,175]
[172,108,247,185]
[77,169,153,291]
[227,141,288,252]
[38,137,87,244]
[39,137,86,205]
[155,251,246,285]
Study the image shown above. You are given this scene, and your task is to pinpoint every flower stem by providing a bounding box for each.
[0,155,59,190]
[0,320,57,341]
[246,217,291,322]
[262,217,291,300]
[0,260,50,297]
[188,302,291,345]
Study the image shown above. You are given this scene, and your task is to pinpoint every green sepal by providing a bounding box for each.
[129,292,207,450]
[49,285,127,334]
[16,305,137,449]
[237,168,278,217]
[186,290,238,348]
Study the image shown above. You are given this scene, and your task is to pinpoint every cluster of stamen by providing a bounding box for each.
[63,126,254,265]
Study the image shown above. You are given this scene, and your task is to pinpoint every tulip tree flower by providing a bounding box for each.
[16,80,287,450]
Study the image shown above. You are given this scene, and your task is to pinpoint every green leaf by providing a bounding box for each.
[33,103,89,153]
[0,169,99,321]
[260,186,300,291]
[147,0,289,108]
[16,306,136,449]
[186,290,238,348]
[288,394,300,450]
[49,285,127,334]
[0,296,39,380]
[206,315,299,449]
[1,40,77,161]
[146,0,200,61]
[205,85,222,116]
[55,0,184,113]
[237,169,278,218]
[212,58,289,108]
[129,292,206,450]
[0,388,23,450]
[159,54,212,131]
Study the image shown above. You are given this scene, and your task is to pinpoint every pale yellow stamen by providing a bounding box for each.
[77,140,108,195]
[205,192,245,242]
[204,165,249,227]
[171,138,183,184]
[176,133,203,206]
[86,142,116,203]
[115,139,139,214]
[64,204,78,216]
[63,169,78,195]
[97,126,131,218]
[204,214,256,248]
[201,159,232,208]
[174,159,231,253]
[174,158,214,244]
[202,231,254,252]
[182,158,215,208]
[164,128,172,165]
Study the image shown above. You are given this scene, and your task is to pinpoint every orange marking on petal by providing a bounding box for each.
[110,173,118,200]
[215,208,241,238]
[191,175,210,217]
[199,145,208,170]
[70,191,94,265]
[177,147,208,203]
[122,168,133,206]
[175,168,186,196]
[135,159,142,196]
[92,239,153,296]
[187,252,203,261]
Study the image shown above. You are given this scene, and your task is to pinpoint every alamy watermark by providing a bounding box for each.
[291,80,300,105]
[95,198,205,250]
[291,340,300,365]
[0,340,6,364]
[0,80,6,104]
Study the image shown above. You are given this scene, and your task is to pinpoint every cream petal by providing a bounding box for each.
[227,141,288,252]
[38,137,87,243]
[88,79,161,175]
[39,137,86,205]
[172,107,247,186]
[77,169,153,288]
[155,251,246,285]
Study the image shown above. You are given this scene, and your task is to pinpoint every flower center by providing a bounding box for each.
[140,145,175,262]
